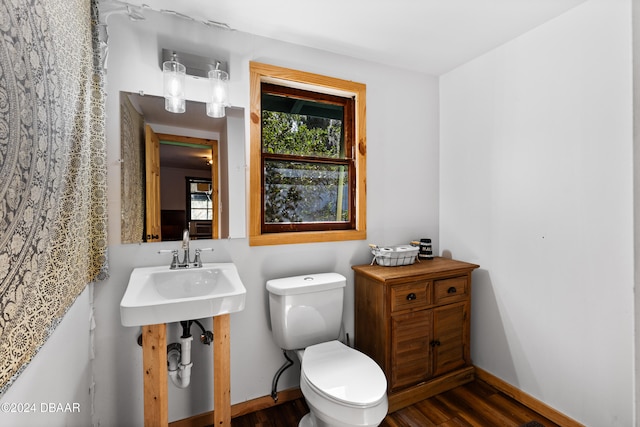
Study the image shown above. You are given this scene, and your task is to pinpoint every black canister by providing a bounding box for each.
[419,238,433,260]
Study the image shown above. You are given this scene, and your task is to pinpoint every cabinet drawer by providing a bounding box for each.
[391,281,430,313]
[434,276,468,304]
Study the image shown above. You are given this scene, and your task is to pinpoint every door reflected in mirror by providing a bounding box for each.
[120,92,245,243]
[145,126,218,242]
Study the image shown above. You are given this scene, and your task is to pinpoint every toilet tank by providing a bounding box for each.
[266,273,346,350]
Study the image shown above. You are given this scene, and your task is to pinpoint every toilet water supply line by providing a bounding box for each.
[271,350,294,402]
[270,328,351,402]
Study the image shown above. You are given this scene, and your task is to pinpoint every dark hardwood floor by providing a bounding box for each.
[230,380,560,427]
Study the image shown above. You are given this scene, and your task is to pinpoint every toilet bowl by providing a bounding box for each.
[297,341,388,427]
[266,273,388,427]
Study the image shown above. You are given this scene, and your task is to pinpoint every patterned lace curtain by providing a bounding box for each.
[0,0,108,392]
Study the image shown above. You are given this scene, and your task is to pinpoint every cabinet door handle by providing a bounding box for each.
[430,340,441,347]
[447,286,457,294]
[406,293,417,301]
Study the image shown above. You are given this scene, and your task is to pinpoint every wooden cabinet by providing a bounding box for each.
[353,257,479,412]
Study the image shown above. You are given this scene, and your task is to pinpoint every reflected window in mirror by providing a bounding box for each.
[188,178,214,221]
[187,177,215,240]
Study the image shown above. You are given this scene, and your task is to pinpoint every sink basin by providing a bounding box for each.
[120,263,246,327]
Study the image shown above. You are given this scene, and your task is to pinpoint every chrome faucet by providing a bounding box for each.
[181,229,191,267]
[158,229,214,269]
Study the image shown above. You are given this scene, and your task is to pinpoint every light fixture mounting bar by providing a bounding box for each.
[161,49,228,78]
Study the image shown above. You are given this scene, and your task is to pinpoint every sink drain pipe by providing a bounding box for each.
[168,322,194,388]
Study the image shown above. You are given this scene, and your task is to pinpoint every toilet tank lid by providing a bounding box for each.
[266,273,346,296]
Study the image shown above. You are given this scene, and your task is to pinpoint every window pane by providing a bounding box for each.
[191,209,210,220]
[188,179,212,221]
[261,103,344,158]
[264,160,349,224]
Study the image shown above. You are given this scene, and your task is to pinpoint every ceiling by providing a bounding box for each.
[116,1,588,170]
[122,0,586,75]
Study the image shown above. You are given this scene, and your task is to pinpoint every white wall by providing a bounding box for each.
[634,1,640,424]
[93,9,439,426]
[440,0,634,425]
[0,288,92,427]
[160,167,211,210]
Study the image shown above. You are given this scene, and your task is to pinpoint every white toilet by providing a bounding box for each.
[267,273,388,427]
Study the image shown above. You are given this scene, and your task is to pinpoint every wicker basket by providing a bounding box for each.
[370,244,419,267]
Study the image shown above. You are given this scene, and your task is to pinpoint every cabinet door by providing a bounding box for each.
[390,310,432,391]
[432,301,469,377]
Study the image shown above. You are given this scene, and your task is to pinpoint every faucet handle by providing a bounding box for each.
[193,248,213,268]
[158,249,179,256]
[158,249,180,269]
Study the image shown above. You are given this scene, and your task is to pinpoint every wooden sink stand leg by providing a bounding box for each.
[141,316,232,427]
[142,324,169,427]
[213,314,231,426]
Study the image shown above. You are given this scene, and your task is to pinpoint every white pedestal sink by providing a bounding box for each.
[120,262,246,427]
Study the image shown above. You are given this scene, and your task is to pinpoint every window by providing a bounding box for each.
[249,62,367,246]
[186,177,213,221]
[186,177,215,239]
[262,84,355,232]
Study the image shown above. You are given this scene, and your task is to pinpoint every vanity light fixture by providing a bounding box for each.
[206,64,230,118]
[160,49,230,117]
[162,52,186,113]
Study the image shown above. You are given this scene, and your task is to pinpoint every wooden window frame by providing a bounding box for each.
[249,62,367,246]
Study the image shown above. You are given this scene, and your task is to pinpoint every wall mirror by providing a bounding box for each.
[120,91,246,243]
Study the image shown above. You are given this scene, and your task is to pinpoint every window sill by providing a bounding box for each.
[249,229,366,246]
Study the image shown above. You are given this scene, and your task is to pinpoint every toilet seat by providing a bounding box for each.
[301,341,387,408]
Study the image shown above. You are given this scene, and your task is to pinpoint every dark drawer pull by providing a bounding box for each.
[447,286,457,294]
[406,293,417,301]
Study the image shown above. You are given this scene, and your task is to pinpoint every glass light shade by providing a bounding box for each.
[206,69,229,118]
[163,60,186,113]
[206,102,226,118]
